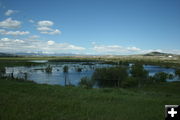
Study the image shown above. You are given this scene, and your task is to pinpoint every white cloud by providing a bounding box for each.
[1,37,10,42]
[92,44,141,54]
[0,37,180,55]
[40,29,61,35]
[127,47,141,51]
[44,42,85,51]
[0,38,24,43]
[37,20,54,27]
[0,29,29,35]
[92,43,180,55]
[28,35,39,39]
[14,39,24,43]
[29,19,34,23]
[0,37,85,53]
[37,20,61,35]
[47,40,55,45]
[5,9,17,16]
[49,29,61,35]
[37,26,52,31]
[0,18,21,28]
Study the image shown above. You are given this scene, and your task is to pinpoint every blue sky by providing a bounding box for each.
[0,0,180,55]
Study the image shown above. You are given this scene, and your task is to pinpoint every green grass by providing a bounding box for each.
[0,78,180,120]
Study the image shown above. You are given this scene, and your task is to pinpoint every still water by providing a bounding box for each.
[5,61,180,86]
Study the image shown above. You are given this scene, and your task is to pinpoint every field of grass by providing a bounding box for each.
[0,78,180,120]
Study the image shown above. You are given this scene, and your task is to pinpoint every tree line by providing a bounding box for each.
[79,63,180,88]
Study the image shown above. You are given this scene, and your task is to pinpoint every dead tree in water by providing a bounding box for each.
[63,66,69,86]
[0,67,6,78]
[10,73,14,79]
[24,72,28,80]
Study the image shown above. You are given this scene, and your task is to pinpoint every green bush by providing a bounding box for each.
[168,74,174,79]
[130,63,148,78]
[0,67,6,77]
[146,76,155,84]
[92,67,128,88]
[130,63,149,87]
[63,66,69,73]
[153,72,169,82]
[45,65,52,73]
[76,67,82,72]
[122,77,138,88]
[79,77,93,89]
[175,69,180,77]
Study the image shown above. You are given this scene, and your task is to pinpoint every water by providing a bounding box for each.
[4,61,180,85]
[5,61,115,85]
[144,65,175,76]
[29,60,48,63]
[143,65,179,82]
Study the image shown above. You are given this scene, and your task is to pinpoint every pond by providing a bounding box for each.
[4,61,180,86]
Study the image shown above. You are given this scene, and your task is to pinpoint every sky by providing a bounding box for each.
[0,0,180,55]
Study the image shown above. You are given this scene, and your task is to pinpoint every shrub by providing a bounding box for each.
[76,67,82,72]
[122,77,138,88]
[130,63,149,87]
[175,69,180,77]
[146,76,155,84]
[45,65,52,73]
[0,67,6,77]
[92,67,128,88]
[130,63,148,78]
[79,77,93,89]
[168,74,174,79]
[63,66,69,73]
[153,72,169,82]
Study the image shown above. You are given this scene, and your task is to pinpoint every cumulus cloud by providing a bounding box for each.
[92,44,141,54]
[51,29,61,35]
[37,20,54,27]
[0,37,85,53]
[1,37,10,42]
[37,20,61,35]
[47,40,55,45]
[127,47,141,52]
[0,29,29,36]
[37,26,52,31]
[0,18,21,28]
[40,29,61,35]
[91,43,180,55]
[0,38,24,43]
[5,9,17,16]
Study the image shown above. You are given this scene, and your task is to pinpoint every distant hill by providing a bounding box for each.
[0,53,17,57]
[144,52,173,56]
